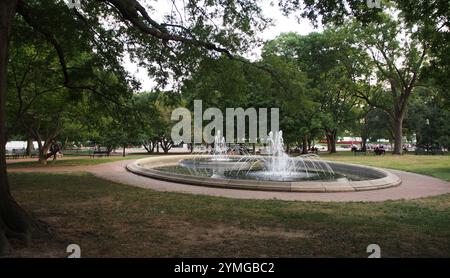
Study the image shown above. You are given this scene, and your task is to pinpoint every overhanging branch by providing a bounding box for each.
[104,0,234,59]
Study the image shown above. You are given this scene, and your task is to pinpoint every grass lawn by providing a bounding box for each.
[321,153,450,181]
[5,151,450,257]
[8,172,450,257]
[6,154,151,168]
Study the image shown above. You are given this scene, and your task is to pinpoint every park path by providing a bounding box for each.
[8,159,450,202]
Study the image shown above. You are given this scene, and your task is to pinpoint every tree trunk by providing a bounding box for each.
[25,137,33,156]
[1,0,35,256]
[361,136,367,152]
[326,136,331,152]
[62,137,69,150]
[392,117,403,155]
[161,140,172,154]
[302,135,308,154]
[326,131,337,154]
[122,144,126,157]
[38,145,49,165]
[329,136,337,154]
[37,139,52,165]
[143,140,155,153]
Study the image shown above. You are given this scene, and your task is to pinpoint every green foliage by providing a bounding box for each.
[179,54,311,145]
[6,0,449,152]
[406,87,450,149]
[6,12,135,155]
[263,29,364,149]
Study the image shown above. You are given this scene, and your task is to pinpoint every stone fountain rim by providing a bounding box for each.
[126,155,402,192]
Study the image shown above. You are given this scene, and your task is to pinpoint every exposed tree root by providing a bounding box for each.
[0,196,49,256]
[0,220,12,255]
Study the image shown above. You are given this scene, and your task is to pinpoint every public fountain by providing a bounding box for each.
[210,130,229,161]
[230,130,334,181]
[266,130,290,173]
[127,130,402,192]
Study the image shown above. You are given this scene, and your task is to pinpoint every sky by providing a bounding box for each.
[124,0,323,92]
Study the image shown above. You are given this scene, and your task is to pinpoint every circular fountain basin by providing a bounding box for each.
[179,157,251,169]
[126,155,401,192]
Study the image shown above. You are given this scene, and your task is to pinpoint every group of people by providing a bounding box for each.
[373,145,386,155]
[351,144,386,155]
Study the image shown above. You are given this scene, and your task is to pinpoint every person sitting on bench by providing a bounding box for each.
[374,145,386,155]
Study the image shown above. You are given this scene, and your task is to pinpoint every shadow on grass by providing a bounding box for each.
[7,172,450,257]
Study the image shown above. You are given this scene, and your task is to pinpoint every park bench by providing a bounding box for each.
[415,148,427,155]
[431,149,445,155]
[90,150,110,158]
[5,149,27,159]
[415,147,445,155]
[5,152,19,159]
[353,149,367,156]
[30,150,39,158]
[351,146,366,156]
[308,147,319,154]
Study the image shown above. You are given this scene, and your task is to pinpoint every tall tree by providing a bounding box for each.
[133,92,167,154]
[0,0,271,253]
[405,86,450,150]
[351,13,429,154]
[0,0,33,255]
[264,29,363,153]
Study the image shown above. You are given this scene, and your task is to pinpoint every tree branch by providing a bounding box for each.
[104,0,234,59]
[17,1,70,85]
[375,41,407,89]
